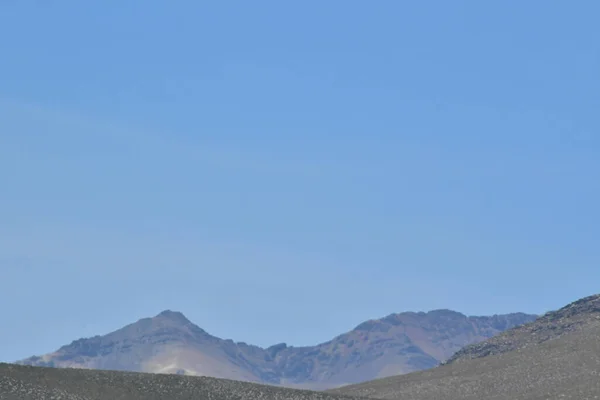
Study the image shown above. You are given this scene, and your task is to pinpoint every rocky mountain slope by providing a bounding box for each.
[0,363,365,400]
[329,293,600,400]
[445,293,600,364]
[15,309,535,389]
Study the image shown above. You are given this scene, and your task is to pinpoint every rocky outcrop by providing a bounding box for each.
[445,293,600,365]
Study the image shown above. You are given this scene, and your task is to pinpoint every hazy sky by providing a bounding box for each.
[1,1,599,362]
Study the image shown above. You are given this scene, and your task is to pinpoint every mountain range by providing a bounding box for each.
[4,293,600,400]
[329,293,600,400]
[15,309,536,389]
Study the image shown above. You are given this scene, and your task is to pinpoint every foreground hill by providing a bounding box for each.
[329,293,600,400]
[446,293,600,364]
[0,363,363,400]
[15,309,535,389]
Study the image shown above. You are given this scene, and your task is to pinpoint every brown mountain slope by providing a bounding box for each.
[16,309,536,390]
[0,363,365,400]
[329,293,600,400]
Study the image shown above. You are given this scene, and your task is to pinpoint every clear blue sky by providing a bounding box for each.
[1,1,599,362]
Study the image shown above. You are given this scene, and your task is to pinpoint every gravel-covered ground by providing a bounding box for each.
[329,319,600,400]
[0,363,365,400]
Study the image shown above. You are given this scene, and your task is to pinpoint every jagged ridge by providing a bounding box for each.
[329,292,600,400]
[16,308,536,389]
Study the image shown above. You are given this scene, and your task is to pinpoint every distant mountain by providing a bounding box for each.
[329,293,600,400]
[16,309,536,389]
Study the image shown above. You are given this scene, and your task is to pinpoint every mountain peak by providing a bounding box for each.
[16,306,537,389]
[426,309,466,318]
[154,310,192,324]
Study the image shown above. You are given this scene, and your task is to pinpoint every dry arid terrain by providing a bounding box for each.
[445,293,600,365]
[2,295,599,399]
[16,309,535,389]
[329,293,600,400]
[0,363,365,400]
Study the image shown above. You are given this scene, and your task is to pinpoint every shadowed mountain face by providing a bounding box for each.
[329,293,600,400]
[16,309,536,389]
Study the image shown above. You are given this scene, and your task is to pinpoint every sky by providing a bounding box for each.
[1,1,599,362]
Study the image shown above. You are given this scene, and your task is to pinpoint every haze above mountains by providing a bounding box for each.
[16,308,536,390]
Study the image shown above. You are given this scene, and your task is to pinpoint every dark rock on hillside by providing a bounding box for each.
[445,293,600,364]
